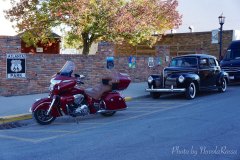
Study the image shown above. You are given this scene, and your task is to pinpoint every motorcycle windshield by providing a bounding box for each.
[59,61,76,77]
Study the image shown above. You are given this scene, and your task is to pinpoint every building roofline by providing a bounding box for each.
[164,30,234,36]
[17,32,61,38]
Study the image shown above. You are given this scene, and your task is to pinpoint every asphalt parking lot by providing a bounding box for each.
[0,85,240,160]
[0,98,194,144]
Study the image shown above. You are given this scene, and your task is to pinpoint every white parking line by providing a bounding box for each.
[0,134,37,143]
[0,129,74,133]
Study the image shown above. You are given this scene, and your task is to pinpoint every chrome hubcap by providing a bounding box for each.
[222,79,226,90]
[189,83,196,98]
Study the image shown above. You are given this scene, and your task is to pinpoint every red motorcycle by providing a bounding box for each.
[30,61,131,125]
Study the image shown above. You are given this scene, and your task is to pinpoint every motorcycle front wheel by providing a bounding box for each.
[33,109,56,125]
[100,111,116,117]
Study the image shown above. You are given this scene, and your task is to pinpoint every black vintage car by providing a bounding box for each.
[146,54,229,99]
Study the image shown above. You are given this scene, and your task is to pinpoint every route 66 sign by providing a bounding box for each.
[6,54,26,79]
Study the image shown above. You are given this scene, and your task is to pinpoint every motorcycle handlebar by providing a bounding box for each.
[76,78,84,85]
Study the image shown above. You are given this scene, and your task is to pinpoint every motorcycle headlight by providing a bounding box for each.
[49,79,61,91]
[148,76,154,83]
[178,75,185,83]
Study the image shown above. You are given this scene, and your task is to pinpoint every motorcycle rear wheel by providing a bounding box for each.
[33,109,56,125]
[100,111,116,117]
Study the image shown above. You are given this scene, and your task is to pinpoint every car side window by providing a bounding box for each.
[209,58,216,67]
[200,58,209,68]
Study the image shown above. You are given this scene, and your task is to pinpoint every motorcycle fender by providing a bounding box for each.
[31,98,60,117]
[102,92,127,110]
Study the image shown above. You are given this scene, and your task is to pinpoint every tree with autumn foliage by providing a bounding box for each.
[5,0,182,55]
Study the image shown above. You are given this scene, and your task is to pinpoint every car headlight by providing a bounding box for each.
[178,75,185,83]
[148,76,154,83]
[49,79,61,91]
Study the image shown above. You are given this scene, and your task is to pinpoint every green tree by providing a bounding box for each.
[5,0,182,55]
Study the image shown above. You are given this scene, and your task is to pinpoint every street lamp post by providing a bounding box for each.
[218,14,225,60]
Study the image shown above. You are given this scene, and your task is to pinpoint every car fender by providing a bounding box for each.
[180,73,200,88]
[217,71,229,84]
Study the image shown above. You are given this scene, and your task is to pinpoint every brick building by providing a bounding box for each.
[114,30,236,60]
[20,32,61,54]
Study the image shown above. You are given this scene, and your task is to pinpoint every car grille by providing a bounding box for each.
[165,77,177,87]
[221,67,240,73]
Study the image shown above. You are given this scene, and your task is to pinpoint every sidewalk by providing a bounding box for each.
[0,82,149,124]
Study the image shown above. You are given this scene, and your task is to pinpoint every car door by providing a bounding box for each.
[199,58,219,87]
[208,58,221,86]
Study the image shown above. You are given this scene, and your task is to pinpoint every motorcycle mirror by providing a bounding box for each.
[80,75,85,79]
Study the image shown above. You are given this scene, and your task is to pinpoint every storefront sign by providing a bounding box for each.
[165,55,170,62]
[211,29,219,44]
[6,54,26,79]
[156,57,162,66]
[148,57,154,67]
[106,56,114,69]
[36,47,43,53]
[128,56,136,68]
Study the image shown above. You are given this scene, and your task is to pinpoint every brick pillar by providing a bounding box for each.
[156,45,170,67]
[97,41,114,56]
[0,36,21,54]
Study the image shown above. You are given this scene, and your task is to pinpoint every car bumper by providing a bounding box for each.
[228,73,240,80]
[145,85,186,93]
[222,68,240,80]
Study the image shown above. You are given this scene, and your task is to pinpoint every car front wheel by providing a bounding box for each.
[218,78,227,92]
[185,82,196,99]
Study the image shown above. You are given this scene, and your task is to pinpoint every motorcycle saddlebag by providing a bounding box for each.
[112,73,131,91]
[102,92,127,110]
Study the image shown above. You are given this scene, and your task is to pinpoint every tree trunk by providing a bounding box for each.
[82,32,94,55]
[82,39,90,55]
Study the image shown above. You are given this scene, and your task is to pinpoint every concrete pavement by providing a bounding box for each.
[0,82,149,124]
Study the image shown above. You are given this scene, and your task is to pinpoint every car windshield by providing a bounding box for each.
[170,57,197,68]
[59,61,76,76]
[223,49,240,60]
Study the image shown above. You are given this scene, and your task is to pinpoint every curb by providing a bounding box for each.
[0,95,149,124]
[126,95,150,101]
[0,113,32,125]
[124,96,133,102]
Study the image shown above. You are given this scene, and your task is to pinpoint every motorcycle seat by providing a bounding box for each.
[85,84,112,100]
[85,69,119,100]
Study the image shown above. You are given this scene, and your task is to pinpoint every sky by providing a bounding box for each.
[176,0,240,33]
[0,0,240,36]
